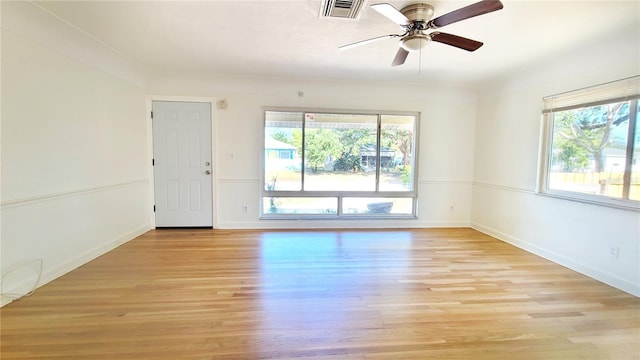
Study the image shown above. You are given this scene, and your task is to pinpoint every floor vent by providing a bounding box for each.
[320,0,366,19]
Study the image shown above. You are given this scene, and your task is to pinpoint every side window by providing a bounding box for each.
[539,76,639,209]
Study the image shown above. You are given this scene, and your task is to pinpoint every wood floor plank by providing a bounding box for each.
[1,228,639,359]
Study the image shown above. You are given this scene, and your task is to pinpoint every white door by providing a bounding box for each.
[152,101,213,227]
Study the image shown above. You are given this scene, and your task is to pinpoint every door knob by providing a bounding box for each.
[205,170,211,175]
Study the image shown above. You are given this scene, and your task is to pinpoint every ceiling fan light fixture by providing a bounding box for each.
[400,34,431,52]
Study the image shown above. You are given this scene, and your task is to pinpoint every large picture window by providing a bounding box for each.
[539,76,639,210]
[263,109,418,218]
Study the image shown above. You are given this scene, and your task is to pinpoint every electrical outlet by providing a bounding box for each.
[449,205,454,212]
[242,205,248,213]
[609,246,620,260]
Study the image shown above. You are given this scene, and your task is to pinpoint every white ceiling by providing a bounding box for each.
[34,0,640,86]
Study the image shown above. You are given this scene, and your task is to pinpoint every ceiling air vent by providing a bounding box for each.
[320,0,366,19]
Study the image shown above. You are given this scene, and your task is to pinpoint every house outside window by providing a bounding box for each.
[538,76,640,210]
[262,109,418,218]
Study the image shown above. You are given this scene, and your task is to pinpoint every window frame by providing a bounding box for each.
[537,76,640,211]
[261,107,420,219]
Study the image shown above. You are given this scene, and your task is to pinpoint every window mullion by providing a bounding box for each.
[301,112,306,191]
[375,115,382,192]
[623,99,637,199]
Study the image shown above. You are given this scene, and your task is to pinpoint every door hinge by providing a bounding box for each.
[153,205,156,212]
[151,111,153,119]
[152,158,154,166]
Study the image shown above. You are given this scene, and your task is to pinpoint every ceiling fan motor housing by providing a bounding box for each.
[400,3,434,22]
[399,4,434,51]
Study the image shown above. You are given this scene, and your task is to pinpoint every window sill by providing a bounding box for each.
[260,214,418,220]
[537,190,640,212]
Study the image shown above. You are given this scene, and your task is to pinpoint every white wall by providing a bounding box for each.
[1,2,151,306]
[471,22,640,296]
[148,74,478,229]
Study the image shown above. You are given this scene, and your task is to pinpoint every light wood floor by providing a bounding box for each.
[1,228,639,359]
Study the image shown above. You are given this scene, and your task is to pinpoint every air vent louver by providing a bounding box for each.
[320,0,366,19]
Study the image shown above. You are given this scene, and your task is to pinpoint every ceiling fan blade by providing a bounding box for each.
[391,48,409,66]
[371,3,410,26]
[339,34,398,50]
[428,0,503,29]
[430,32,483,51]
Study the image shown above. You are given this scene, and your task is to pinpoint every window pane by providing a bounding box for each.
[265,111,302,191]
[343,197,413,215]
[379,115,416,191]
[303,113,377,191]
[263,197,337,215]
[548,101,630,198]
[631,101,640,201]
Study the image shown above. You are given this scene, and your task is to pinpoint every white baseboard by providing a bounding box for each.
[215,220,471,229]
[1,224,151,307]
[471,222,640,297]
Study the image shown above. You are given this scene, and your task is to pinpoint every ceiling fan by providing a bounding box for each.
[340,0,504,66]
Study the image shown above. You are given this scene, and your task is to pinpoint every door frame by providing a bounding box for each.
[146,95,218,228]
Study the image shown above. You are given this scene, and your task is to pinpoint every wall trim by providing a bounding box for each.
[1,179,149,208]
[1,224,151,307]
[471,222,640,298]
[418,180,473,184]
[472,181,535,194]
[217,178,261,184]
[217,220,471,230]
